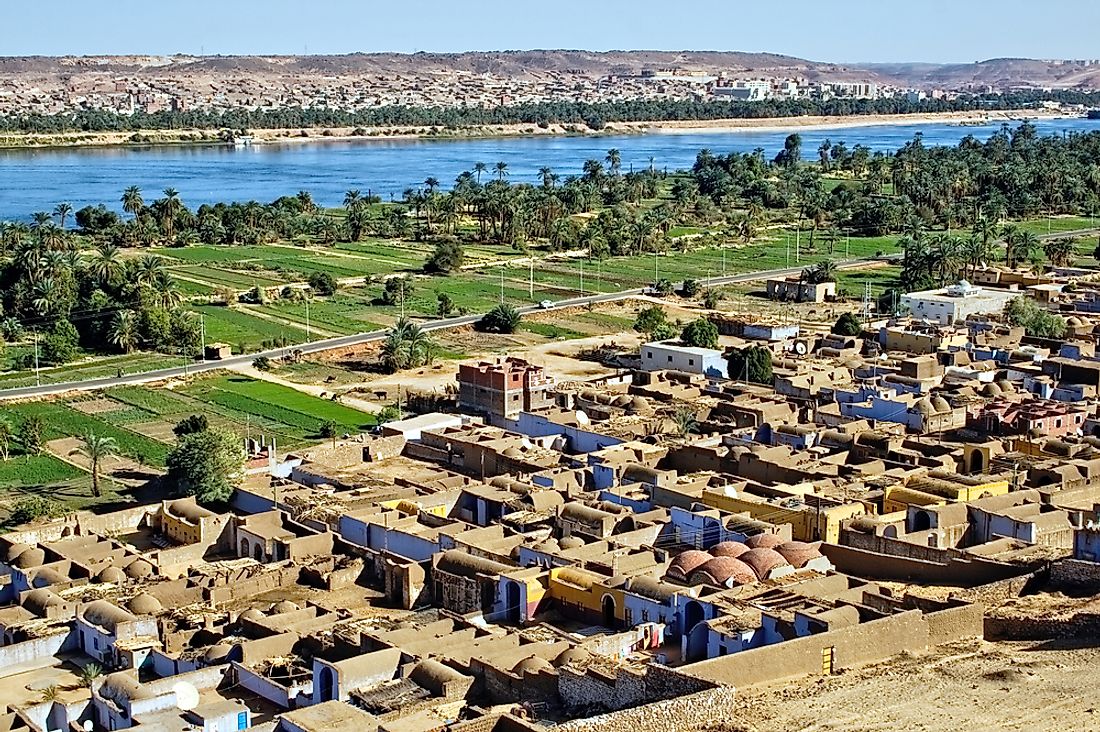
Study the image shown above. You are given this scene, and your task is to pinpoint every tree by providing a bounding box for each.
[381,276,414,307]
[436,292,456,318]
[832,312,864,336]
[121,186,144,220]
[1004,296,1066,339]
[252,356,273,371]
[109,310,139,354]
[671,406,699,437]
[680,318,719,349]
[41,320,80,365]
[19,415,45,456]
[173,414,209,437]
[379,317,436,373]
[424,240,465,273]
[727,345,773,384]
[633,305,677,341]
[166,427,245,504]
[802,261,837,284]
[703,289,723,310]
[653,278,674,297]
[1043,236,1077,267]
[9,496,63,525]
[319,420,340,440]
[477,304,521,334]
[0,415,12,461]
[79,663,103,688]
[681,279,701,298]
[308,271,338,296]
[69,433,119,498]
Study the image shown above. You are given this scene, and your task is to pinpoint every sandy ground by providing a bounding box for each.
[703,638,1100,732]
[46,437,159,487]
[0,109,1069,149]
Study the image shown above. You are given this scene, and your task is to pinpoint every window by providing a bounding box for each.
[646,351,653,359]
[688,359,695,366]
[641,609,649,622]
[667,355,673,363]
[1056,418,1062,428]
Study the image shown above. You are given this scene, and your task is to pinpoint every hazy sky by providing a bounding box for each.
[8,0,1099,64]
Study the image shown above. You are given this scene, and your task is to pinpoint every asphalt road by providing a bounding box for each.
[0,257,875,400]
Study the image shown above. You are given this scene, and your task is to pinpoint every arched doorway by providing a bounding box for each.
[240,538,249,557]
[683,600,707,662]
[602,595,617,628]
[318,666,336,702]
[507,582,522,624]
[912,510,932,532]
[969,450,985,473]
[254,544,265,561]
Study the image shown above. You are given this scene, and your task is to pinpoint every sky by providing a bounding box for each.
[6,0,1099,64]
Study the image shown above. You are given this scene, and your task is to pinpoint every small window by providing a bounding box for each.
[688,359,695,366]
[667,355,673,363]
[646,351,653,359]
[1056,418,1062,428]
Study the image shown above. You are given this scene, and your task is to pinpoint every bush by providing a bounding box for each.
[680,318,719,349]
[381,277,414,306]
[319,420,339,439]
[173,414,209,437]
[1004,296,1066,339]
[832,312,864,336]
[41,320,80,365]
[681,279,701,298]
[252,356,273,371]
[308,271,338,296]
[477,304,521,334]
[9,496,64,525]
[703,289,723,310]
[653,279,675,297]
[633,305,678,341]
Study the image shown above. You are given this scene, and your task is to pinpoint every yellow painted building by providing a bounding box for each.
[700,489,866,544]
[548,566,623,624]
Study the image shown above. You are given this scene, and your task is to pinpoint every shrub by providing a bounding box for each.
[680,318,719,349]
[424,240,465,273]
[681,279,701,298]
[727,345,774,384]
[832,312,864,336]
[477,304,521,334]
[308,271,338,296]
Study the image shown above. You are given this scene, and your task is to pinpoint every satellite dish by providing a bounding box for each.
[83,722,93,732]
[173,681,200,711]
[793,341,808,355]
[575,411,590,425]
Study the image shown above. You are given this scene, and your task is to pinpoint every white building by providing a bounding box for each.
[641,342,727,377]
[901,281,1018,325]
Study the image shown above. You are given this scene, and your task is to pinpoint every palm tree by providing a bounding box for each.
[1043,236,1077,268]
[109,310,139,353]
[606,148,622,176]
[474,162,487,184]
[538,167,555,189]
[296,190,316,213]
[1006,228,1040,269]
[88,242,123,285]
[135,254,165,285]
[494,161,509,181]
[343,189,362,211]
[79,663,103,688]
[53,202,73,229]
[160,188,182,242]
[69,433,119,498]
[122,186,144,220]
[671,406,698,437]
[424,177,440,194]
[152,272,183,309]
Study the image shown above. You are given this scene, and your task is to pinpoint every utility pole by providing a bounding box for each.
[654,248,659,284]
[200,314,206,362]
[305,297,311,340]
[529,258,534,299]
[500,267,505,304]
[786,233,790,267]
[846,228,850,259]
[33,330,40,387]
[722,248,726,277]
[580,260,585,295]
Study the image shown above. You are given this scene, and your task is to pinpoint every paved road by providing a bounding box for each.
[0,257,876,400]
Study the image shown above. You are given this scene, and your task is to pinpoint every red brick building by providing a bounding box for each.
[457,358,554,418]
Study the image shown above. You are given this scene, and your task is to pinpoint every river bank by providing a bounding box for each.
[0,108,1076,151]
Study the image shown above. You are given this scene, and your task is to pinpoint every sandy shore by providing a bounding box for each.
[0,109,1074,150]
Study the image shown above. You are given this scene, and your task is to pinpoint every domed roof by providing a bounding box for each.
[739,548,791,580]
[239,608,265,622]
[23,588,64,614]
[613,395,633,408]
[100,672,151,702]
[5,543,32,563]
[1066,316,1084,326]
[980,383,1002,397]
[534,538,560,552]
[691,557,756,586]
[12,547,46,569]
[204,643,234,664]
[31,567,68,588]
[666,550,712,580]
[913,397,935,415]
[710,541,749,558]
[272,601,300,614]
[559,536,586,550]
[128,593,163,615]
[97,567,126,584]
[775,541,823,569]
[124,559,154,579]
[80,600,137,632]
[554,647,592,667]
[931,396,952,413]
[996,379,1015,394]
[502,447,523,458]
[743,534,785,550]
[512,655,555,676]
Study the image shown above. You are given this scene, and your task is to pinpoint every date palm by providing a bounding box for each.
[88,242,123,285]
[474,162,487,184]
[53,202,73,229]
[606,148,621,176]
[109,310,139,353]
[69,433,119,498]
[1043,236,1077,268]
[122,186,144,219]
[494,161,509,181]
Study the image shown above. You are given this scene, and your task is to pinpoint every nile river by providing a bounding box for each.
[0,117,1096,221]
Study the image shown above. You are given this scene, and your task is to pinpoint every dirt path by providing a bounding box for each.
[701,638,1100,732]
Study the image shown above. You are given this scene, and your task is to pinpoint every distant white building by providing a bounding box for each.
[901,281,1018,326]
[641,342,727,377]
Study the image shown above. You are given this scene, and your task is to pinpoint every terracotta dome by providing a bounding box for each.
[239,608,265,622]
[743,534,785,550]
[272,601,300,614]
[710,541,749,558]
[666,550,712,580]
[128,593,163,615]
[690,557,756,586]
[5,543,32,563]
[12,547,46,569]
[996,379,1015,394]
[512,655,555,676]
[124,559,154,580]
[931,396,952,413]
[97,567,126,584]
[775,541,823,569]
[32,567,67,588]
[739,548,791,580]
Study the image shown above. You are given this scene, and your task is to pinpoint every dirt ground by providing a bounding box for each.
[702,638,1100,732]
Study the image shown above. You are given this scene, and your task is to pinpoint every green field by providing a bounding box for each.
[4,401,171,466]
[0,454,85,489]
[0,353,190,389]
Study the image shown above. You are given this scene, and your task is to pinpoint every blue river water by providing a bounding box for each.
[0,116,1096,221]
